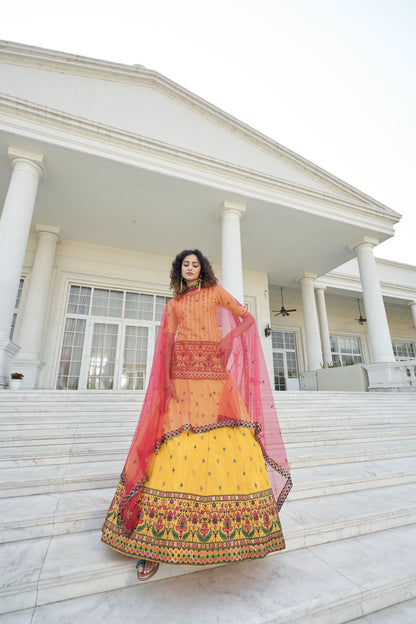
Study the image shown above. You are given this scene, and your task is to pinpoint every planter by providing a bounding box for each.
[9,379,22,390]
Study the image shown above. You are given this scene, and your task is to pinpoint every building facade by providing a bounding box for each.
[1,41,415,392]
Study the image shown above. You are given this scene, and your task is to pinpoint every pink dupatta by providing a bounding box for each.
[119,286,292,534]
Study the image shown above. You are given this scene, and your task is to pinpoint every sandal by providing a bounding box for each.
[136,559,159,581]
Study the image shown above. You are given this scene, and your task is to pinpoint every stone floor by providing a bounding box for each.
[1,525,415,624]
[1,391,415,623]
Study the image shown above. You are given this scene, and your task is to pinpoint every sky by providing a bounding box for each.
[1,0,415,265]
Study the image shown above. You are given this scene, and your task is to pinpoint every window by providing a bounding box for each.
[124,292,154,320]
[67,285,91,315]
[122,326,149,390]
[91,289,123,318]
[392,341,415,359]
[57,285,170,390]
[56,318,87,390]
[330,335,363,366]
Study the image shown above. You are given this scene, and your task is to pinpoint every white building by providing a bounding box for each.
[1,41,416,622]
[1,40,415,394]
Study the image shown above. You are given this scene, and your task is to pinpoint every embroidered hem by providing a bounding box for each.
[102,486,285,565]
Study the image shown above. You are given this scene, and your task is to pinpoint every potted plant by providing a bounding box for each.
[9,372,24,390]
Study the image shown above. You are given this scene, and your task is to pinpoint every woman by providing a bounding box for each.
[102,250,292,580]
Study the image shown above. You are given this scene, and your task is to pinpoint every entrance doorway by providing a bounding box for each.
[56,285,169,390]
[271,330,300,391]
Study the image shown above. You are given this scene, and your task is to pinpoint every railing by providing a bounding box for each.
[395,359,416,388]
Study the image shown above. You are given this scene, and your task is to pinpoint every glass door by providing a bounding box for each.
[56,317,87,390]
[120,325,149,390]
[56,284,170,390]
[87,322,119,389]
[271,330,299,391]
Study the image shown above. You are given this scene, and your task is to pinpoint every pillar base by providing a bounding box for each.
[363,362,414,392]
[0,341,21,388]
[11,357,45,389]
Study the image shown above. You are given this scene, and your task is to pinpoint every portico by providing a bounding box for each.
[0,41,414,392]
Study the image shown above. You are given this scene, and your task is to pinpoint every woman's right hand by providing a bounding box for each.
[164,381,179,411]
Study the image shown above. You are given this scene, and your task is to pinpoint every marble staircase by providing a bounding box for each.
[0,391,415,623]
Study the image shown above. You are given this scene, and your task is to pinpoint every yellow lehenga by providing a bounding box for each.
[102,285,288,565]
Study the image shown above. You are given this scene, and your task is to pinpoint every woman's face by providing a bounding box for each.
[181,254,201,286]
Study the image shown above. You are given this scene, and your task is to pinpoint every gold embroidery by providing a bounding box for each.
[171,341,228,380]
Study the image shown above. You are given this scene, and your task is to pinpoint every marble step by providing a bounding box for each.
[347,597,416,623]
[282,428,416,446]
[1,454,414,500]
[1,413,415,430]
[1,424,414,449]
[2,389,414,398]
[1,391,415,409]
[1,481,415,545]
[0,441,133,466]
[1,394,414,413]
[0,400,416,418]
[0,459,122,498]
[1,434,414,460]
[1,524,415,621]
[0,427,136,445]
[289,456,416,499]
[0,403,142,413]
[1,437,415,469]
[286,438,416,467]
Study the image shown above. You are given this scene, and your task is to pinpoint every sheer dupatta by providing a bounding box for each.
[216,304,292,511]
[119,288,292,534]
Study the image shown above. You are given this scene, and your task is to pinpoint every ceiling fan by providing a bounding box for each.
[355,299,367,325]
[273,288,297,317]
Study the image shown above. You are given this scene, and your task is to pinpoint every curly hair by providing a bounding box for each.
[170,249,218,297]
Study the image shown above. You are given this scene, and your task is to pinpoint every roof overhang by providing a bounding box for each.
[0,48,401,288]
[0,94,401,287]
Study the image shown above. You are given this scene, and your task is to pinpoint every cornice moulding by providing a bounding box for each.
[374,257,416,272]
[0,40,401,216]
[319,272,416,301]
[0,92,399,235]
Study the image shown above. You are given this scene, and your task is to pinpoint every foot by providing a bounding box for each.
[136,559,159,581]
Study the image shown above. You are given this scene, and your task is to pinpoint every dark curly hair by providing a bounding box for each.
[170,249,218,297]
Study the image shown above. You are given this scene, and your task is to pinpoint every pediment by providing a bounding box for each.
[0,41,397,212]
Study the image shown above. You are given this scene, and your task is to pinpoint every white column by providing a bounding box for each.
[410,302,416,332]
[0,147,45,387]
[217,201,246,303]
[298,274,322,371]
[350,238,395,363]
[14,225,60,388]
[315,286,332,367]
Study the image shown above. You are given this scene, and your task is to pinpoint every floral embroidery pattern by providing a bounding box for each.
[102,485,285,565]
[171,341,228,380]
